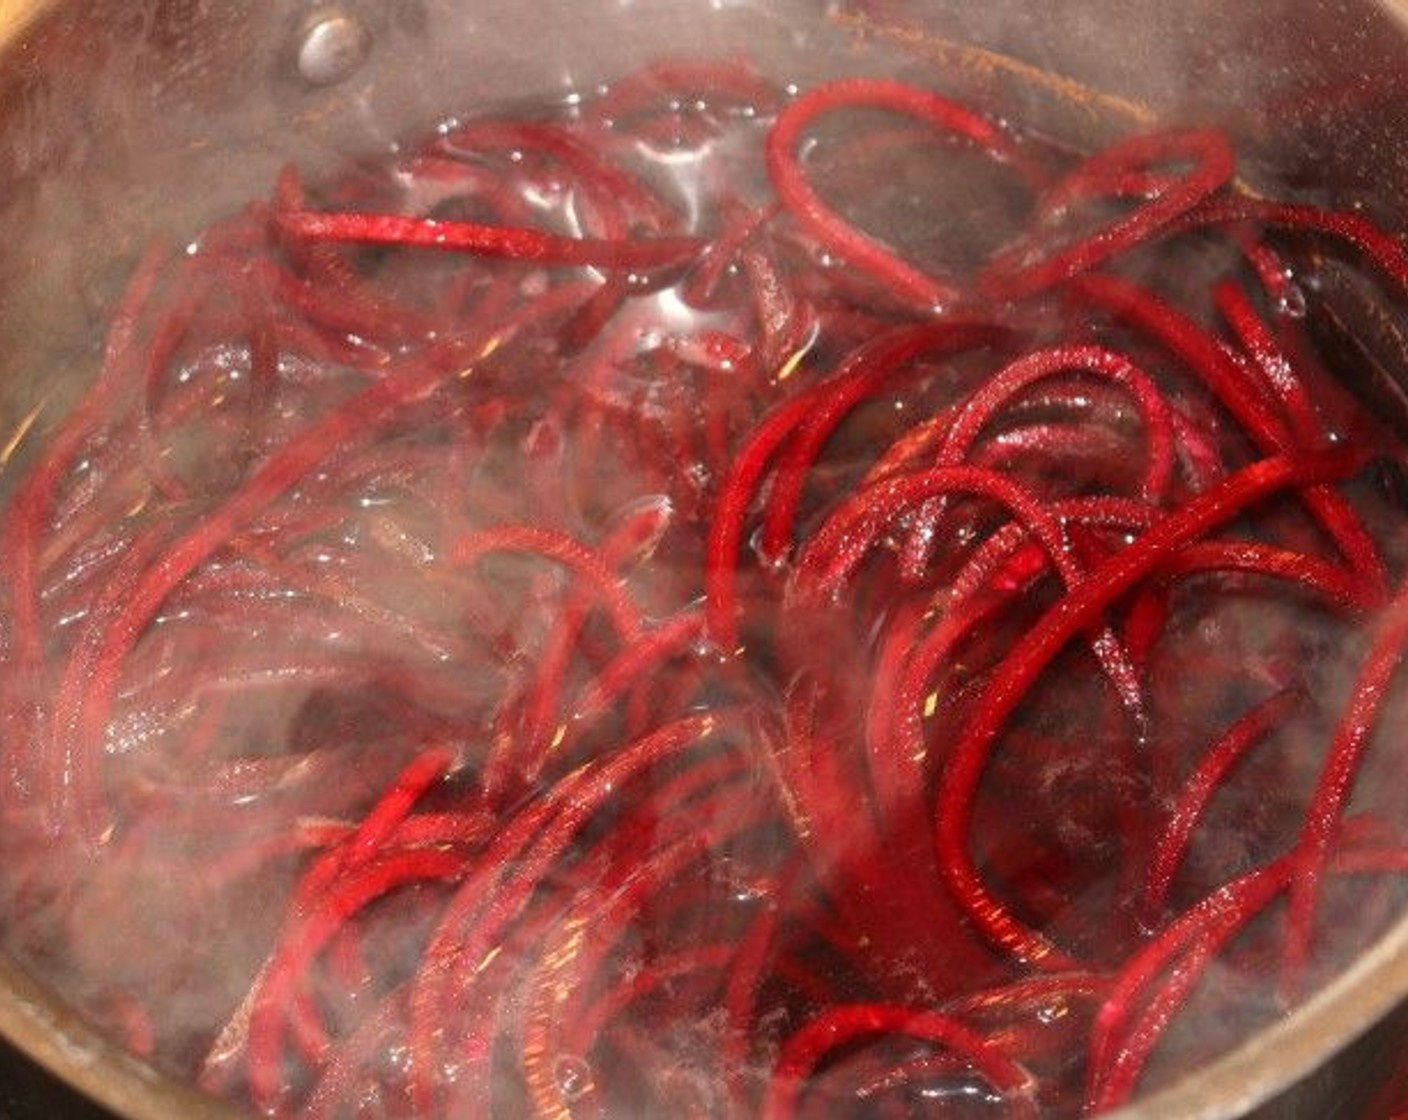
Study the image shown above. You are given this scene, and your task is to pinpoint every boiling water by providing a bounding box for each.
[0,10,1407,1120]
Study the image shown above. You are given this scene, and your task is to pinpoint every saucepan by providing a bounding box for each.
[1,0,1408,1116]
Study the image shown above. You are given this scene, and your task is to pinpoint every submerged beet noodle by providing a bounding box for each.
[2,50,1408,1120]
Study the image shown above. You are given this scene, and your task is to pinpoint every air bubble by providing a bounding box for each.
[554,1054,594,1103]
[294,10,372,88]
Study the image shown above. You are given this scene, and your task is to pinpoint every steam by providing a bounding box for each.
[0,0,1407,1117]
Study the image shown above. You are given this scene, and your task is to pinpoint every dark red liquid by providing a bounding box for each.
[1,47,1408,1120]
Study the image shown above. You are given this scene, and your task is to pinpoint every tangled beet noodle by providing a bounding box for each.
[3,45,1408,1120]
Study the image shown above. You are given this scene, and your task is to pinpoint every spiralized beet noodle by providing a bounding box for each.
[2,53,1408,1120]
